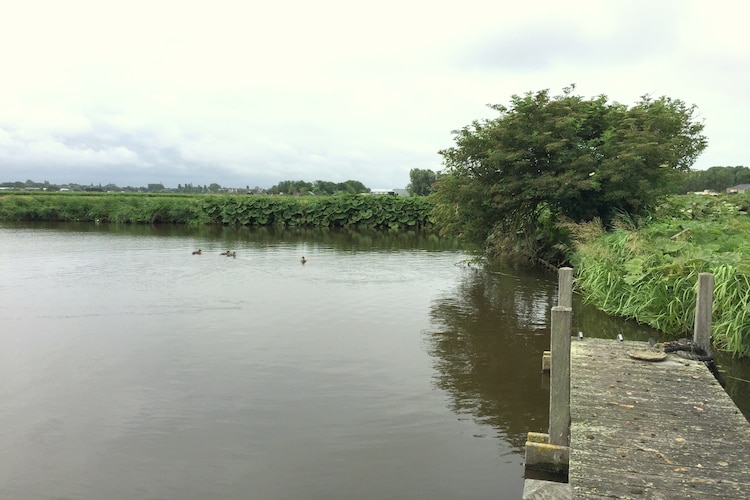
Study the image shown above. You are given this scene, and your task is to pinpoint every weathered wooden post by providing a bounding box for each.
[558,267,573,309]
[549,305,572,447]
[542,268,573,372]
[525,305,571,473]
[693,272,714,355]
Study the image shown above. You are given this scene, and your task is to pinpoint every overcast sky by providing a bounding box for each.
[0,0,746,189]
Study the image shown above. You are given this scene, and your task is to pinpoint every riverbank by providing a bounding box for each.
[568,194,750,357]
[0,192,434,229]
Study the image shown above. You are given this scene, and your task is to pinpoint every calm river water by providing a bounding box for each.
[1,223,748,499]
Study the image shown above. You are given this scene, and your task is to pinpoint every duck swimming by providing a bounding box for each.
[192,249,202,255]
[300,256,307,264]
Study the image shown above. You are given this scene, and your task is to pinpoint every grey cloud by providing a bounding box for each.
[0,119,425,189]
[457,6,681,72]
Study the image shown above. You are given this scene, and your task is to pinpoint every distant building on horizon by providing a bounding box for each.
[370,188,410,197]
[726,184,750,194]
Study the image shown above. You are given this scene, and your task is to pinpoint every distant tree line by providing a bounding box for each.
[0,179,371,196]
[0,179,181,193]
[266,179,370,196]
[0,180,147,192]
[679,166,750,193]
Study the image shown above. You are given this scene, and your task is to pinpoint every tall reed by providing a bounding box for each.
[568,195,750,356]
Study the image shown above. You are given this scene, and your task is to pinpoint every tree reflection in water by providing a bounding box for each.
[426,265,555,452]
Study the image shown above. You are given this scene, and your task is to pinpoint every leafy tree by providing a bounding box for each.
[736,166,750,185]
[313,180,338,195]
[338,180,369,194]
[407,168,437,196]
[268,180,313,195]
[270,179,369,195]
[433,87,708,261]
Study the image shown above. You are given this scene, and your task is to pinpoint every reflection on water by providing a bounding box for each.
[426,266,553,451]
[1,221,460,252]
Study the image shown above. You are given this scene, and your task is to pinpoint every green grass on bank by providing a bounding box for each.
[567,193,750,357]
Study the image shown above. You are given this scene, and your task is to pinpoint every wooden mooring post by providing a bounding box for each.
[557,267,573,308]
[548,306,571,448]
[525,304,572,475]
[693,272,714,354]
[541,267,572,372]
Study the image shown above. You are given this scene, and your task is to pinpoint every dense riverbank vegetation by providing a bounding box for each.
[566,194,750,357]
[0,192,433,229]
